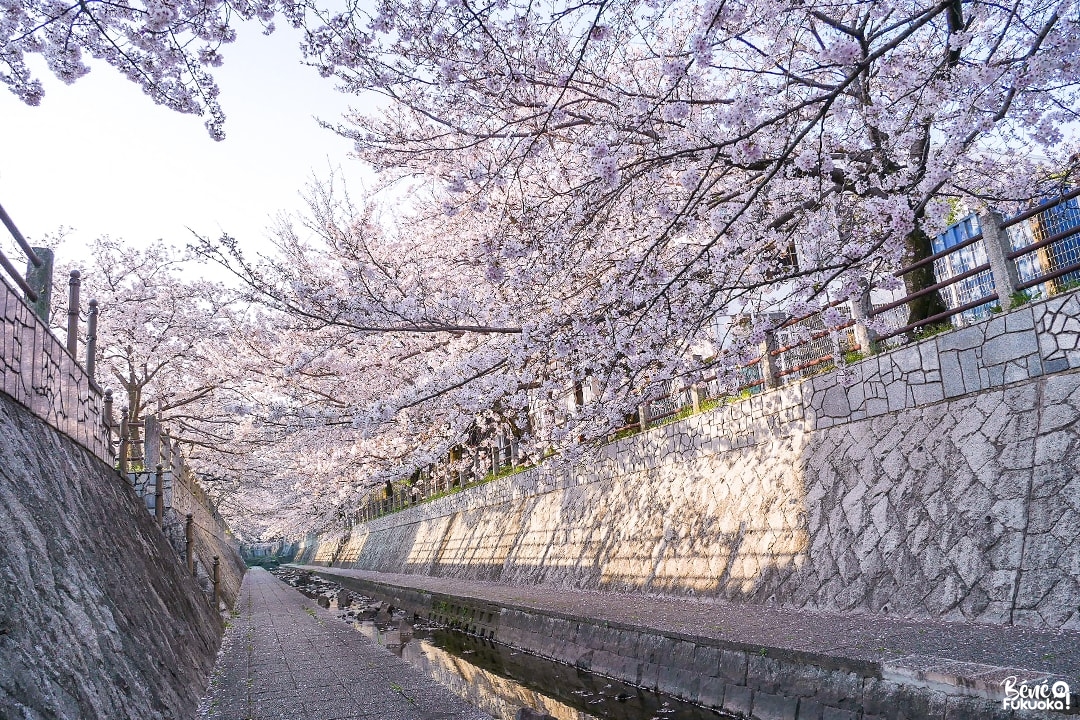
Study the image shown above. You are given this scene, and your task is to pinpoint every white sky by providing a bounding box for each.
[0,21,376,267]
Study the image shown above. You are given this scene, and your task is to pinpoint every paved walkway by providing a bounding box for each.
[199,568,491,720]
[295,565,1080,682]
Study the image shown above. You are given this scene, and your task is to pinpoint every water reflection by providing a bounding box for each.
[403,627,710,720]
[274,569,728,720]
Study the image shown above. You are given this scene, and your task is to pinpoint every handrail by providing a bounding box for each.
[877,293,999,341]
[0,202,42,267]
[776,354,834,378]
[779,297,849,329]
[0,250,38,302]
[770,320,855,357]
[1016,260,1080,292]
[894,232,984,277]
[1000,188,1080,229]
[870,263,991,316]
[1006,225,1080,261]
[0,202,41,303]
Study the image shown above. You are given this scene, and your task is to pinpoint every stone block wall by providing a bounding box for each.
[299,292,1080,628]
[162,462,245,608]
[0,274,111,464]
[124,425,245,608]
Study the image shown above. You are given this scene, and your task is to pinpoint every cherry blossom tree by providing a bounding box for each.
[0,0,293,138]
[66,237,239,452]
[13,0,1079,534]
[199,0,1079,534]
[210,0,1080,532]
[308,0,1079,324]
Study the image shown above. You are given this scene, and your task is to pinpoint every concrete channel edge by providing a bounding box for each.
[296,567,1073,720]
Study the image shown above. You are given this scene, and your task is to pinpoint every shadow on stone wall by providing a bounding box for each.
[300,419,813,606]
[298,366,1080,629]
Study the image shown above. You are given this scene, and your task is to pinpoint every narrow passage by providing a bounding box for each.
[200,568,491,720]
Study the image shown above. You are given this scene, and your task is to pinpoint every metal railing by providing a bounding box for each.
[118,408,236,606]
[0,202,46,305]
[1004,188,1080,294]
[869,228,996,341]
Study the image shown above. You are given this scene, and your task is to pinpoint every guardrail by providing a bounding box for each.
[119,410,237,605]
[1005,187,1080,293]
[0,202,47,309]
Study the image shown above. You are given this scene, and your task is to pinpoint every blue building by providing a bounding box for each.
[930,214,996,324]
[932,197,1080,324]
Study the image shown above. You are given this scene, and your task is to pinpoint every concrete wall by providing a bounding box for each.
[126,427,245,607]
[0,391,230,719]
[300,292,1080,629]
[321,570,1031,720]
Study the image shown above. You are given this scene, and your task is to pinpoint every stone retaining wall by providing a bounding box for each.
[0,391,230,719]
[0,274,111,464]
[127,425,245,608]
[162,463,246,608]
[299,292,1080,629]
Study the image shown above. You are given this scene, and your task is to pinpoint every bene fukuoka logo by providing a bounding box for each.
[1001,676,1071,712]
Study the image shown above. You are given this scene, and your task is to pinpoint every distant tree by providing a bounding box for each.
[66,238,237,454]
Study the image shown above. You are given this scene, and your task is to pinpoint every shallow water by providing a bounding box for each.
[274,569,730,720]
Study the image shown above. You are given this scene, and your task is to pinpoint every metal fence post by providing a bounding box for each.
[980,211,1021,307]
[24,247,52,322]
[212,556,220,608]
[86,299,98,378]
[66,270,80,358]
[154,464,164,526]
[186,514,194,575]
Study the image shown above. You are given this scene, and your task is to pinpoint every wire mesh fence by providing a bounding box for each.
[1007,196,1080,298]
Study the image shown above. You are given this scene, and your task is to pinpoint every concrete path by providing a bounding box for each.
[294,565,1080,681]
[199,568,491,720]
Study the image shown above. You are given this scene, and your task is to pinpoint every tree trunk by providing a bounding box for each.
[904,225,947,330]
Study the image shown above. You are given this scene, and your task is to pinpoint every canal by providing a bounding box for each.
[273,568,731,720]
